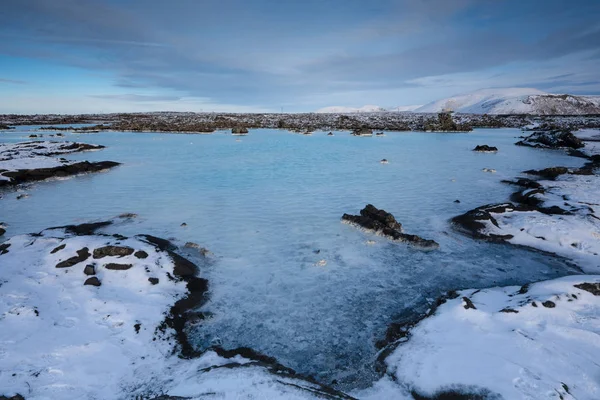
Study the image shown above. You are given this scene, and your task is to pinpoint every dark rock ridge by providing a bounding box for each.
[342,204,439,249]
[473,145,498,152]
[0,161,120,187]
[575,282,600,296]
[55,247,91,268]
[451,203,527,242]
[516,129,584,149]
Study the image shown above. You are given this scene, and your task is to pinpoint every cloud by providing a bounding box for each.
[0,78,27,84]
[89,94,183,102]
[0,0,598,112]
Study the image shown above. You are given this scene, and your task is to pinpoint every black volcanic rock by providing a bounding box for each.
[473,145,498,152]
[516,129,584,149]
[342,204,439,249]
[0,161,120,187]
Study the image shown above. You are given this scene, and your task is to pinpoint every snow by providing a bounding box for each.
[481,173,600,273]
[0,141,98,182]
[316,105,388,113]
[380,275,600,399]
[575,129,600,156]
[0,227,344,399]
[416,88,600,115]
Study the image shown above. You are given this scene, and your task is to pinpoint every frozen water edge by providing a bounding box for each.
[0,225,350,400]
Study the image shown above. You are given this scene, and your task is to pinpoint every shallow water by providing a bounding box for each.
[0,127,585,390]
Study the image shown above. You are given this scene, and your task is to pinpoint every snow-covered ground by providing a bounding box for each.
[479,173,600,273]
[316,105,422,113]
[364,275,600,400]
[0,225,347,399]
[0,141,103,183]
[575,129,600,156]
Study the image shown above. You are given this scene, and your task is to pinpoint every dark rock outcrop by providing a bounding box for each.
[84,277,101,286]
[55,247,90,268]
[104,263,133,270]
[93,245,134,259]
[451,203,528,242]
[232,127,248,134]
[342,204,439,249]
[84,265,96,275]
[134,250,148,259]
[352,127,373,136]
[524,167,569,180]
[516,129,584,149]
[50,243,66,254]
[575,282,600,296]
[0,161,120,187]
[473,145,498,152]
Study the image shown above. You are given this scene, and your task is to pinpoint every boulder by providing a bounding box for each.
[134,250,148,259]
[352,127,373,136]
[148,277,159,285]
[84,265,96,275]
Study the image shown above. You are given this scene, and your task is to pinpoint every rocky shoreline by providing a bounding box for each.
[3,112,600,134]
[0,141,120,188]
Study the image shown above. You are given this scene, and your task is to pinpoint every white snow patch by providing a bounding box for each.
[382,275,600,399]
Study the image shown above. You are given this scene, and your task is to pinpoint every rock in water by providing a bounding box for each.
[232,127,249,135]
[473,145,498,152]
[342,204,439,249]
[516,129,584,149]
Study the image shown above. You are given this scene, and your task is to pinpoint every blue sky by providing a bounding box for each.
[0,0,599,113]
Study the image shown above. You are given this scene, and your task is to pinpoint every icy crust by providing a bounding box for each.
[375,276,600,400]
[0,227,348,400]
[483,174,600,272]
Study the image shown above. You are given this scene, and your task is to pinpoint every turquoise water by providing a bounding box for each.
[0,127,584,389]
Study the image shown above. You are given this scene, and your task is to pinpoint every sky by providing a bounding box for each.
[0,0,599,114]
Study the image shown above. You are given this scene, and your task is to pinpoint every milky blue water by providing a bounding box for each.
[0,126,585,390]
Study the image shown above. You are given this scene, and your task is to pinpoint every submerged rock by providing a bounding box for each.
[342,204,439,249]
[473,145,498,152]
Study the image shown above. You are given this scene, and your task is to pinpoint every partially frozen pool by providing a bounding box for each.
[0,127,584,390]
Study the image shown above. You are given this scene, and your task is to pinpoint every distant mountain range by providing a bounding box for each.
[316,88,600,115]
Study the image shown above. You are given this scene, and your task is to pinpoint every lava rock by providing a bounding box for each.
[232,127,248,134]
[574,282,600,296]
[134,250,149,259]
[542,300,556,308]
[55,247,90,268]
[524,166,569,180]
[93,245,134,259]
[451,203,530,242]
[84,264,96,275]
[84,277,101,287]
[104,263,133,270]
[473,145,498,152]
[342,204,439,249]
[148,277,159,285]
[50,243,66,254]
[516,130,584,149]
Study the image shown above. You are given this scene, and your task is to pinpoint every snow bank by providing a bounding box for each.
[379,275,600,399]
[0,226,347,399]
[484,173,600,272]
[0,141,103,181]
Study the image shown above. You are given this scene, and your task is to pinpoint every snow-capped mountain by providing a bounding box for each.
[315,104,421,113]
[415,88,600,115]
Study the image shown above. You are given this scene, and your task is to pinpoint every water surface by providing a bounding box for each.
[0,127,584,389]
